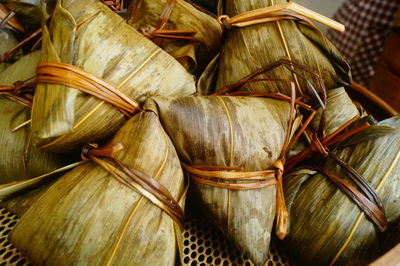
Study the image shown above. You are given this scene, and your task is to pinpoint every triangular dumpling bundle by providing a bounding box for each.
[148,95,298,265]
[31,0,196,152]
[10,109,186,265]
[215,0,351,97]
[284,115,400,265]
[127,0,222,75]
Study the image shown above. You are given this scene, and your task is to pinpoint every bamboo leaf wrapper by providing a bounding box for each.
[31,0,196,151]
[216,0,351,97]
[284,115,400,265]
[10,109,186,265]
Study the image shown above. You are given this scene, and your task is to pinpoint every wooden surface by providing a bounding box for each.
[369,64,400,113]
[369,8,400,113]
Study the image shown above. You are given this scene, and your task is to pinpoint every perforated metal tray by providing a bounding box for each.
[0,209,30,266]
[0,207,292,266]
[182,208,292,266]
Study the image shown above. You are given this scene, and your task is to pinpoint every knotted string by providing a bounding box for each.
[82,142,185,227]
[285,115,388,232]
[0,78,35,108]
[213,59,327,112]
[35,62,142,117]
[213,59,324,145]
[100,0,124,12]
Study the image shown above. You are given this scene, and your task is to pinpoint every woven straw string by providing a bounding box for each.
[82,143,184,226]
[35,62,141,117]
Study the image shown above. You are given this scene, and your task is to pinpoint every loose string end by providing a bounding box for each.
[276,209,288,240]
[276,178,288,240]
[274,160,288,240]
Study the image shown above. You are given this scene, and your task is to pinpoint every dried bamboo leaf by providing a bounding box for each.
[216,0,351,96]
[197,53,220,95]
[0,181,53,217]
[0,49,39,81]
[31,0,196,151]
[339,117,400,148]
[148,96,294,265]
[284,115,400,265]
[127,0,222,75]
[10,110,186,265]
[0,51,70,184]
[0,161,83,201]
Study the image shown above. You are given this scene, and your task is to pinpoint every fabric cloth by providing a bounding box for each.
[327,0,400,86]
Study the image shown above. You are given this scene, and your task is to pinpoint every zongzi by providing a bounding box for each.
[10,108,186,265]
[283,115,400,265]
[147,95,300,265]
[31,0,196,152]
[127,0,222,75]
[215,0,351,98]
[197,53,219,95]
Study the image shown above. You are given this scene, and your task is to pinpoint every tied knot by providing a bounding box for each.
[81,143,99,160]
[0,78,35,108]
[273,159,284,172]
[140,26,157,39]
[100,0,123,12]
[12,80,26,94]
[217,15,232,29]
[311,133,328,156]
[81,143,123,161]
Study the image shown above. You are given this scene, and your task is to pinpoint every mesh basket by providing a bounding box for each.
[0,207,292,266]
[181,208,292,266]
[0,209,30,266]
